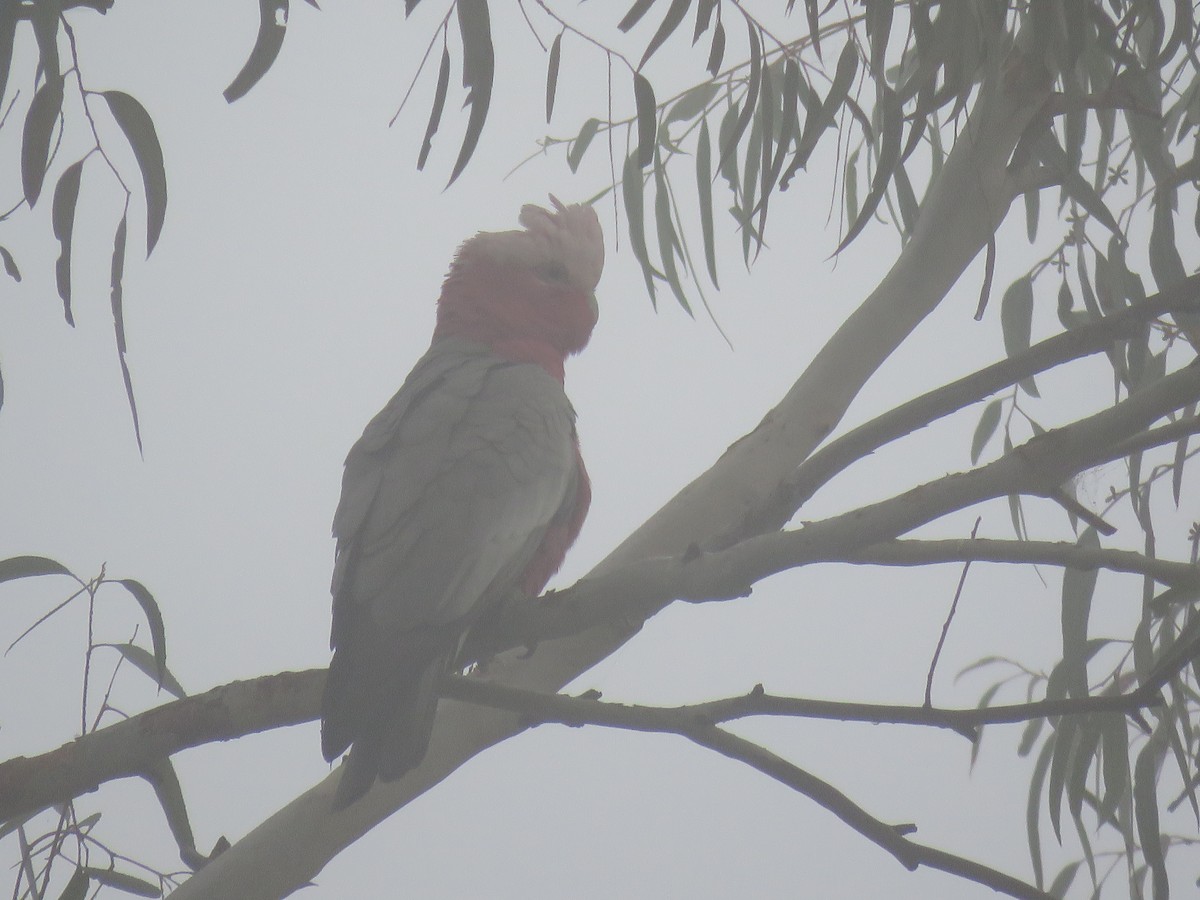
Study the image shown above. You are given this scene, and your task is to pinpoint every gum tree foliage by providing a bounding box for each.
[3,1,1200,898]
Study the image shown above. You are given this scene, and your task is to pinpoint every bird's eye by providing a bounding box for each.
[536,260,569,283]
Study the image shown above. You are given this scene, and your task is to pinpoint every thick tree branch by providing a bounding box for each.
[171,39,1062,900]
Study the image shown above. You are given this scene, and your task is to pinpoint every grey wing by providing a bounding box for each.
[329,338,579,648]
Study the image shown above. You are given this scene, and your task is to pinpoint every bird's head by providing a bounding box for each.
[434,197,604,379]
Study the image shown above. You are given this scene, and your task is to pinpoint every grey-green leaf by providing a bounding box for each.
[417,46,451,170]
[52,160,84,326]
[83,868,161,898]
[223,0,289,103]
[99,642,187,699]
[545,32,562,123]
[696,117,718,287]
[970,399,1002,464]
[56,867,89,900]
[1000,275,1039,397]
[0,555,72,584]
[115,578,167,686]
[0,245,18,282]
[448,0,494,186]
[103,91,168,254]
[638,0,690,71]
[622,152,655,300]
[21,74,63,207]
[634,73,657,167]
[1060,528,1100,700]
[1133,738,1168,899]
[567,118,600,173]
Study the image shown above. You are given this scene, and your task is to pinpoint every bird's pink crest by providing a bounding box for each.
[455,196,604,295]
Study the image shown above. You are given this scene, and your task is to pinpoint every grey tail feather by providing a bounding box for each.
[333,740,382,810]
[326,645,453,810]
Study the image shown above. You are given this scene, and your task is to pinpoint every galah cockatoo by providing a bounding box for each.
[321,198,604,808]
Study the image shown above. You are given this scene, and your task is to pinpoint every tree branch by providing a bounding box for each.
[170,36,1063,900]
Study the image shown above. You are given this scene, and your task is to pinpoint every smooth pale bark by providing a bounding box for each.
[171,53,1054,900]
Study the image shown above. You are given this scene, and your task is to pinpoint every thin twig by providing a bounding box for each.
[925,517,981,706]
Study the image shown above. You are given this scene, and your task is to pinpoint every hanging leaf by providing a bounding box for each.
[52,160,84,327]
[634,73,657,167]
[1133,737,1168,900]
[567,118,600,173]
[653,152,689,312]
[692,0,715,44]
[1060,528,1100,700]
[545,32,562,123]
[417,46,451,170]
[1026,737,1056,887]
[696,117,718,287]
[1000,275,1039,397]
[803,0,822,59]
[447,0,494,186]
[970,399,1002,464]
[114,578,166,685]
[144,758,200,865]
[21,74,64,207]
[782,42,857,189]
[0,555,72,584]
[638,0,691,71]
[622,152,655,301]
[110,214,143,454]
[0,245,18,282]
[617,0,656,32]
[103,91,168,255]
[665,82,719,124]
[83,868,160,898]
[224,0,289,103]
[56,867,89,900]
[706,20,725,75]
[98,642,187,699]
[833,85,902,254]
[0,6,17,109]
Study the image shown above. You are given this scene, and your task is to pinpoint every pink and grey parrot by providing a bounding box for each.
[321,198,604,808]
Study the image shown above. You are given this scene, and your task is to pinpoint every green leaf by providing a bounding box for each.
[0,5,17,111]
[833,84,902,254]
[634,73,657,167]
[83,868,161,898]
[545,32,562,123]
[1149,188,1186,291]
[0,245,18,282]
[617,0,656,32]
[447,0,494,186]
[1133,737,1168,900]
[692,0,715,44]
[653,152,688,313]
[56,867,89,900]
[638,0,690,71]
[567,118,600,173]
[695,117,717,288]
[705,20,725,76]
[144,758,200,864]
[1060,527,1100,699]
[0,555,72,584]
[110,214,143,454]
[665,82,719,125]
[1024,189,1039,243]
[21,74,64,207]
[98,642,187,699]
[782,42,856,189]
[52,160,84,327]
[103,91,168,254]
[719,18,761,175]
[1000,275,1039,397]
[1047,718,1079,843]
[622,151,655,301]
[417,45,451,170]
[970,399,1002,464]
[1017,715,1044,757]
[1046,861,1080,899]
[1098,712,1130,825]
[1027,736,1056,887]
[114,578,167,686]
[224,0,288,103]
